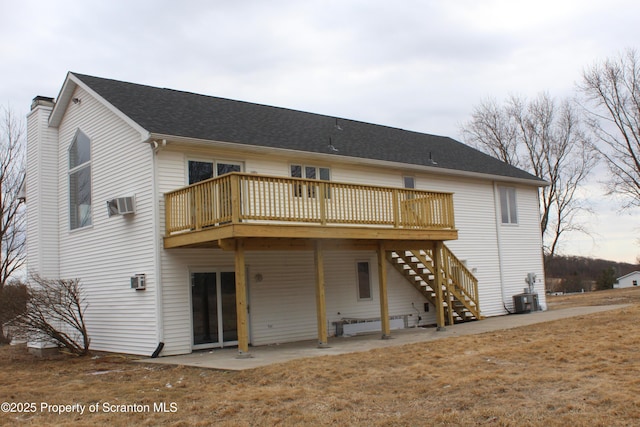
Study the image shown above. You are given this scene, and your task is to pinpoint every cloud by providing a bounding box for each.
[2,0,639,261]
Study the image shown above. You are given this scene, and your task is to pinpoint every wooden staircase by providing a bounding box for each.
[387,244,482,326]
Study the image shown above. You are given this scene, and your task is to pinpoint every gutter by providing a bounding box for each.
[148,133,548,188]
[493,181,510,314]
[145,134,165,355]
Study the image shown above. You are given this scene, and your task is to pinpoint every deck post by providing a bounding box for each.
[377,241,391,339]
[235,239,252,358]
[314,240,329,347]
[433,241,446,331]
[230,173,240,224]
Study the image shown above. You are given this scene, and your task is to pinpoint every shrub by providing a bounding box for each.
[8,275,90,355]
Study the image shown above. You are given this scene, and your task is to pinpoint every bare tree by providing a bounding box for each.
[462,93,597,258]
[9,275,90,355]
[580,48,640,208]
[0,105,26,342]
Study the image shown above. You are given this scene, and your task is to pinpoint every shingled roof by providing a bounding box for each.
[71,73,542,183]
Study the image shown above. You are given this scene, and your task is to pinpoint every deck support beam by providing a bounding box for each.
[234,239,252,357]
[314,241,329,347]
[377,242,391,339]
[433,241,446,331]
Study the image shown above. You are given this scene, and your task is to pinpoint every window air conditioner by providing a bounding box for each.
[131,274,146,290]
[107,196,135,217]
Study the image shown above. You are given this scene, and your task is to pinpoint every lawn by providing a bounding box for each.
[2,287,640,426]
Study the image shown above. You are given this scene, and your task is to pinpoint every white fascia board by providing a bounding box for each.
[49,73,150,142]
[48,72,76,127]
[150,133,548,188]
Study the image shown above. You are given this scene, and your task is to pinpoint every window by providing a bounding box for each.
[189,161,214,184]
[290,164,330,197]
[188,160,242,185]
[403,176,415,189]
[356,261,372,300]
[633,280,638,287]
[499,186,518,224]
[217,162,241,176]
[69,130,92,229]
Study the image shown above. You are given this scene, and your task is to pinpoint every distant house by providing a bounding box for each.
[615,271,640,288]
[26,72,547,357]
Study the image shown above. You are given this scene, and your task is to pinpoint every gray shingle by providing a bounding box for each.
[73,73,542,182]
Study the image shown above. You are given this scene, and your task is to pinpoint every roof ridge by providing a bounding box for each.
[70,72,451,138]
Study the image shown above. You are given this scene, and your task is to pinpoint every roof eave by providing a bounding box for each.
[48,72,76,128]
[149,133,548,187]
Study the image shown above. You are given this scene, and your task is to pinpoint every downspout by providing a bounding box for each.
[148,135,165,356]
[493,182,511,314]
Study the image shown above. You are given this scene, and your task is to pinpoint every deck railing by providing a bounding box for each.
[430,244,480,312]
[165,173,455,236]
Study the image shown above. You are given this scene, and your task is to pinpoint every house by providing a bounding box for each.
[26,72,547,357]
[614,271,640,288]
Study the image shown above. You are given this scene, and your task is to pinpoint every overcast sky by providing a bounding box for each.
[2,0,639,263]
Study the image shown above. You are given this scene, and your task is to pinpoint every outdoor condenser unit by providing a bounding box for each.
[513,293,539,314]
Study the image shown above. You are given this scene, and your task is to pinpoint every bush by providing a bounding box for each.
[0,281,28,343]
[8,275,90,355]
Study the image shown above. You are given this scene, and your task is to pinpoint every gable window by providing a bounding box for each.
[356,261,372,301]
[499,186,518,224]
[188,160,242,185]
[634,280,638,287]
[69,130,92,229]
[290,164,330,197]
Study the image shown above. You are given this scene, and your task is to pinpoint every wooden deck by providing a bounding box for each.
[162,173,476,355]
[163,172,458,248]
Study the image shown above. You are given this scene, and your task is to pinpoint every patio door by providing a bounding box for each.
[191,271,238,349]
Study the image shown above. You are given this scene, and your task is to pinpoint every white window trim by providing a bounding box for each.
[290,164,331,198]
[68,129,92,231]
[498,186,519,225]
[186,157,244,185]
[356,260,373,301]
[290,164,331,179]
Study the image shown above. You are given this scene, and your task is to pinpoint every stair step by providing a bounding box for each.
[389,248,480,324]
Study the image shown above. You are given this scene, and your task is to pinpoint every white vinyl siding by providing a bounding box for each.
[26,102,60,278]
[155,147,545,353]
[495,184,546,311]
[55,86,158,355]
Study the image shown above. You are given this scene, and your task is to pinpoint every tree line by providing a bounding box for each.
[545,254,639,293]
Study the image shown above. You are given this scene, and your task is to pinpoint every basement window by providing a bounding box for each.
[356,261,372,301]
[498,186,518,224]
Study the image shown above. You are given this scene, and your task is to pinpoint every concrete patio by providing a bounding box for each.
[139,305,626,371]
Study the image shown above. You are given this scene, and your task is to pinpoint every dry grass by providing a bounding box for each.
[2,288,640,426]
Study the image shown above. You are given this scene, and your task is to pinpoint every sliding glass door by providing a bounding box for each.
[191,271,238,348]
